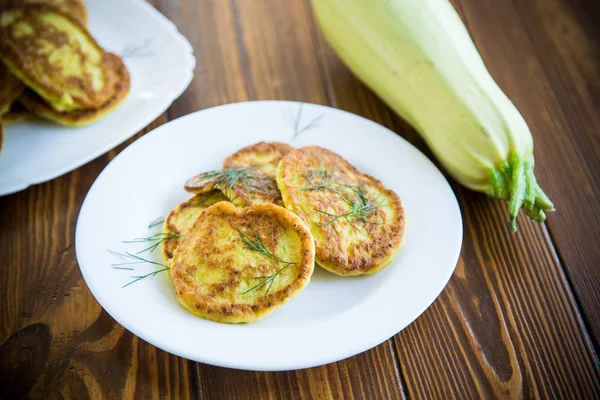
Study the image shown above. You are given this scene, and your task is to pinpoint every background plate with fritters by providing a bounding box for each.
[76,101,462,371]
[0,5,118,111]
[0,0,194,195]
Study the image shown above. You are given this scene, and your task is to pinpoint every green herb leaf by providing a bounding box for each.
[234,226,298,295]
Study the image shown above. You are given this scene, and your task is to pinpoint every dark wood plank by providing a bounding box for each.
[509,0,600,349]
[454,0,600,360]
[196,346,404,400]
[154,0,249,116]
[310,0,600,397]
[0,117,195,400]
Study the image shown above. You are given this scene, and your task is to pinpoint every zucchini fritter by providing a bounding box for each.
[170,201,315,323]
[162,191,228,260]
[184,142,293,206]
[0,5,120,111]
[222,141,293,205]
[276,146,406,276]
[19,53,130,126]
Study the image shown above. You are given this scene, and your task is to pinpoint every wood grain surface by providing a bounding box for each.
[1,0,599,399]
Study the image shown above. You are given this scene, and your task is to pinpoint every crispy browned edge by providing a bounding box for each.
[170,201,315,323]
[183,172,220,195]
[221,142,294,205]
[18,53,130,126]
[0,0,87,26]
[162,200,190,261]
[222,141,295,169]
[65,0,87,26]
[276,145,406,276]
[0,4,115,110]
[162,191,226,260]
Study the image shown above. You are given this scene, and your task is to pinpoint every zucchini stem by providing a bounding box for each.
[488,155,554,232]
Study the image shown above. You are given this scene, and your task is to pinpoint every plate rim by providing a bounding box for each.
[0,0,196,196]
[75,100,463,371]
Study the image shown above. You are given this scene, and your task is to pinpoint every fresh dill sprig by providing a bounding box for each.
[304,165,332,185]
[148,217,165,229]
[234,226,298,295]
[108,250,170,288]
[301,167,385,229]
[122,267,170,288]
[198,168,261,196]
[109,250,168,268]
[243,264,292,295]
[123,232,181,254]
[302,166,354,193]
[235,227,298,265]
[290,103,325,139]
[316,186,383,227]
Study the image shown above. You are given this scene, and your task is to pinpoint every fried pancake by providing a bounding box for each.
[162,191,228,261]
[0,5,118,111]
[19,53,130,126]
[0,0,87,26]
[222,141,293,205]
[276,146,406,276]
[184,171,222,195]
[184,168,279,207]
[0,62,24,115]
[170,201,315,323]
[184,142,293,206]
[223,142,294,176]
[1,101,27,123]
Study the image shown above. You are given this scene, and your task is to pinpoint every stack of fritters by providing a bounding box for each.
[0,1,130,150]
[163,142,406,323]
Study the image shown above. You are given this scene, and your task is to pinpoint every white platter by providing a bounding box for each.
[0,0,195,196]
[75,101,462,371]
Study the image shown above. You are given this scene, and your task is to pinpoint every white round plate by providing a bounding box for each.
[0,0,195,196]
[76,101,462,371]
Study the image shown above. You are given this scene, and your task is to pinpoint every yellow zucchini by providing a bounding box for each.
[313,0,553,231]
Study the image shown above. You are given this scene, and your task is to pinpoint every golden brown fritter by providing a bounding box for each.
[19,53,130,126]
[0,62,24,115]
[162,191,228,260]
[184,171,221,195]
[184,142,294,206]
[0,5,120,111]
[223,142,294,176]
[276,146,406,276]
[170,201,315,323]
[222,141,293,205]
[0,0,87,26]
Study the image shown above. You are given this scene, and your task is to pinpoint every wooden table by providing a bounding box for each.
[1,0,599,398]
